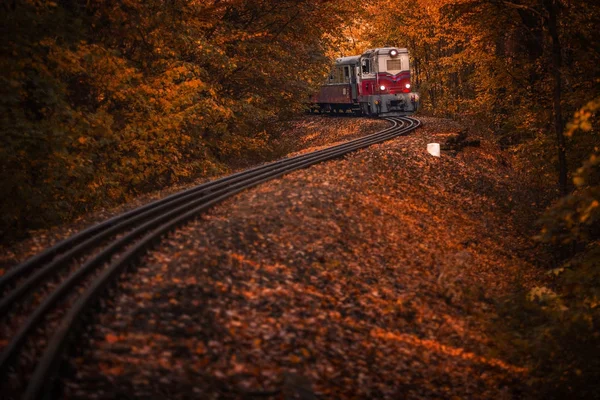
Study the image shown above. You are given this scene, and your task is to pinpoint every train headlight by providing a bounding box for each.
[390,49,398,57]
[380,85,386,91]
[405,83,411,89]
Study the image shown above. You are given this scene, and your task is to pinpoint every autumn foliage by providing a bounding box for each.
[522,100,600,398]
[0,0,354,241]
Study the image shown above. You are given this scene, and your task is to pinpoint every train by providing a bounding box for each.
[309,47,419,116]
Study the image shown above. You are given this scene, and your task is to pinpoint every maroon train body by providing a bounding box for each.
[310,47,419,116]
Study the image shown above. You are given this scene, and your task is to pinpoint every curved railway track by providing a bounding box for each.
[0,116,421,399]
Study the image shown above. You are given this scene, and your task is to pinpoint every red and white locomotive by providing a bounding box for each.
[310,47,419,116]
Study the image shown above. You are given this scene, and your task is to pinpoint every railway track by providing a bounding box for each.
[0,116,421,399]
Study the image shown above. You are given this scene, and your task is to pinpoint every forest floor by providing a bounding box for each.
[51,116,552,399]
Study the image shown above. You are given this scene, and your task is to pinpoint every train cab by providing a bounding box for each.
[310,47,419,116]
[358,47,418,116]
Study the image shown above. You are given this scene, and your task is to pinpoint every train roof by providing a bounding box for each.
[362,47,408,57]
[334,48,409,66]
[334,55,360,66]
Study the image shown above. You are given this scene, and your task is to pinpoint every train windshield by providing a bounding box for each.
[383,55,409,74]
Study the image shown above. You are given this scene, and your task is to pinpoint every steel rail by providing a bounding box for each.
[0,119,402,294]
[0,116,420,400]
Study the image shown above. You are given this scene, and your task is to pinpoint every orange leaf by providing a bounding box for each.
[195,343,206,355]
[104,365,124,376]
[289,355,301,364]
[105,333,120,344]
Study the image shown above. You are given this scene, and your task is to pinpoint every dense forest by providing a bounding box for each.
[1,0,599,397]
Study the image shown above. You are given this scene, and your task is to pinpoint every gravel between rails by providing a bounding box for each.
[61,116,547,399]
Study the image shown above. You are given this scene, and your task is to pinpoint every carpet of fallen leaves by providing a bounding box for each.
[62,117,548,399]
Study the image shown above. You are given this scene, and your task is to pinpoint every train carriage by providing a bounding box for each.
[311,47,419,116]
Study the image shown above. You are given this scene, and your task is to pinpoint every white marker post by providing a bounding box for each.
[427,143,440,157]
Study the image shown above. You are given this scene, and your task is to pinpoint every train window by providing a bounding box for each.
[387,59,402,71]
[329,66,345,83]
[362,59,370,74]
[344,66,350,82]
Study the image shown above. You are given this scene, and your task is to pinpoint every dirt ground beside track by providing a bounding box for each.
[61,116,548,399]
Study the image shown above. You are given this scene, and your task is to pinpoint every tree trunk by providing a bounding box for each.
[545,0,568,195]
